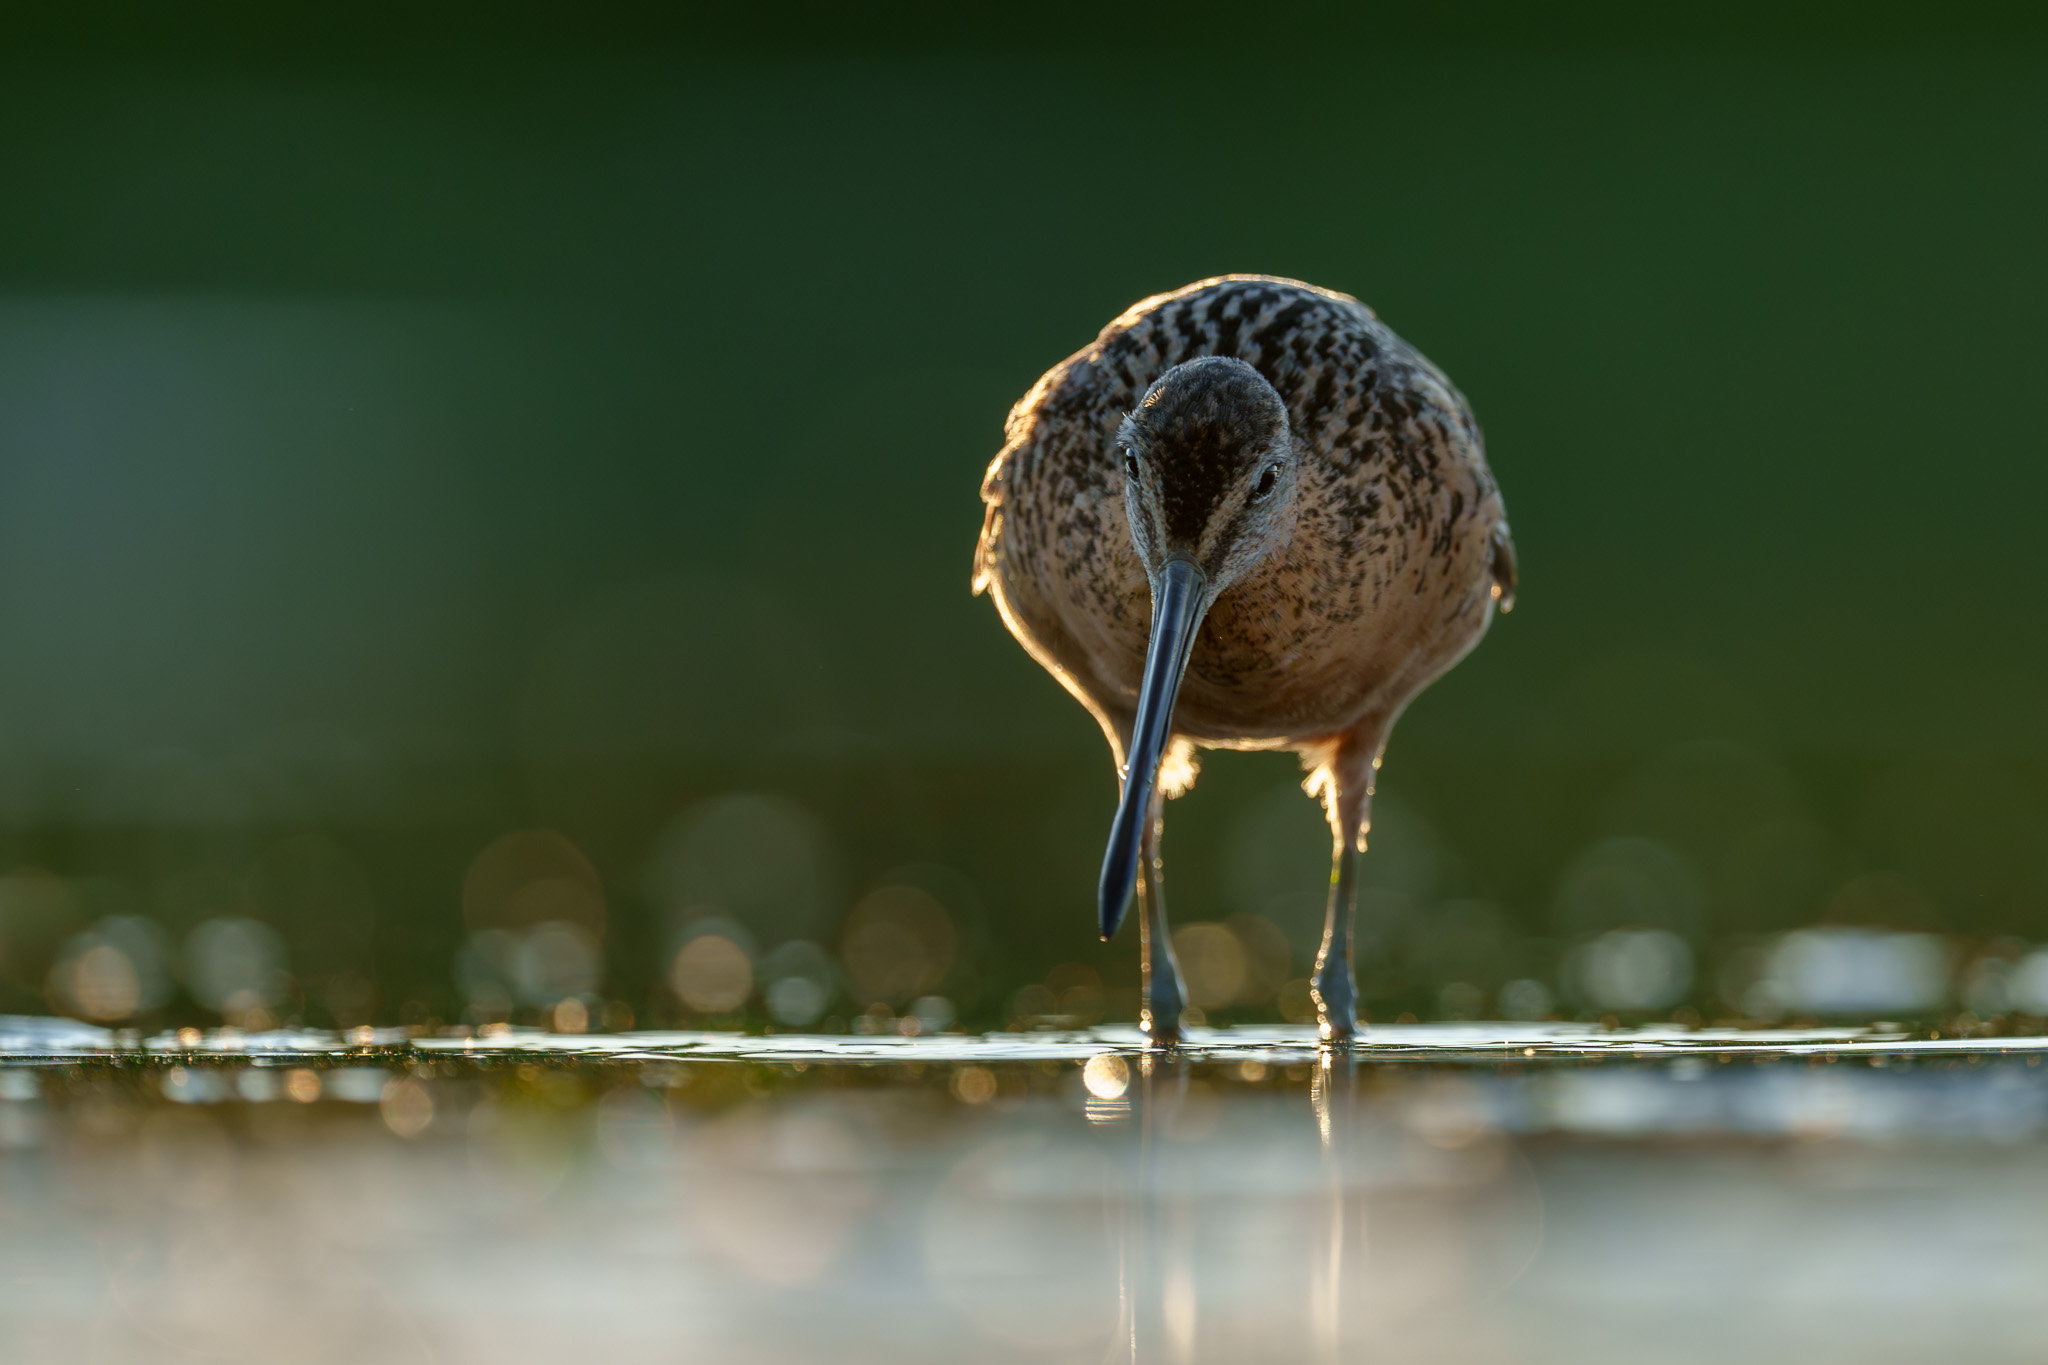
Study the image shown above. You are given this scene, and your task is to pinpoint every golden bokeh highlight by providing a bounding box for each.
[671,935,753,1013]
[842,885,955,1004]
[1171,923,1247,1009]
[61,942,142,1022]
[462,830,606,934]
[1045,962,1104,1022]
[1081,1054,1129,1100]
[951,1066,997,1105]
[552,997,590,1034]
[380,1078,434,1138]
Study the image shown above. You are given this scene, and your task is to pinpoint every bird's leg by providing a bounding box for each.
[1310,733,1381,1044]
[1310,834,1361,1042]
[1137,787,1188,1043]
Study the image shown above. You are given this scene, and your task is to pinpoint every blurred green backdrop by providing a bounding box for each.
[1,6,2045,1033]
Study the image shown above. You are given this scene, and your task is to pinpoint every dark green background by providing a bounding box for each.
[1,6,2043,1027]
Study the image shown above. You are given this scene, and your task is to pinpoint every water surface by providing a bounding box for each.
[4,1020,2048,1362]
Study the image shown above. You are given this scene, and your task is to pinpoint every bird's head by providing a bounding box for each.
[1097,357,1297,941]
[1116,356,1298,598]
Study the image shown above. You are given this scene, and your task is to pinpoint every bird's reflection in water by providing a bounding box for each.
[1129,1054,1195,1365]
[25,1044,2048,1362]
[1102,1050,1542,1363]
[1311,1053,1355,1364]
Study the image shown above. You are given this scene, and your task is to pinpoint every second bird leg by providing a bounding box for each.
[1137,789,1189,1042]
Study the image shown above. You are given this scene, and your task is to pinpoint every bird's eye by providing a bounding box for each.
[1253,463,1281,500]
[1123,452,1141,481]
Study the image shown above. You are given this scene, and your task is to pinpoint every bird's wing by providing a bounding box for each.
[971,358,1078,597]
[970,448,1006,596]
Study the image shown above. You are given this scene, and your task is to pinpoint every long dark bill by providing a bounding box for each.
[1097,556,1208,940]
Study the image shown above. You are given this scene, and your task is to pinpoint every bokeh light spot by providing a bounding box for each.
[184,918,288,1022]
[671,934,753,1014]
[952,1066,997,1105]
[462,831,606,935]
[380,1078,434,1138]
[1171,923,1247,1010]
[1571,929,1694,1012]
[643,795,836,943]
[511,921,603,1006]
[842,885,955,1004]
[552,997,590,1034]
[57,941,141,1021]
[1082,1053,1129,1100]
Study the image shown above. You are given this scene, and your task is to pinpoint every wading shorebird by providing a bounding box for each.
[973,276,1514,1042]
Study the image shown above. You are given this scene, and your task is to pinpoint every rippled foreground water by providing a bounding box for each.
[6,1021,2048,1363]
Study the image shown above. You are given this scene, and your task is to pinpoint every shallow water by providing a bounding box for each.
[5,1020,2048,1363]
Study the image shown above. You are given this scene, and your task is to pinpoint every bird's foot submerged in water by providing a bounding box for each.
[1311,974,1361,1043]
[1141,926,1189,1045]
[1140,975,1189,1045]
[1140,1007,1184,1046]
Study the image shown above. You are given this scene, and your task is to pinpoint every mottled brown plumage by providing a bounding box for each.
[974,275,1513,1041]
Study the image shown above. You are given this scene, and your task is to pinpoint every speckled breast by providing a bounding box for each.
[977,275,1509,749]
